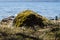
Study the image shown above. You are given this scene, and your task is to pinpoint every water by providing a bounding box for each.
[0,2,60,20]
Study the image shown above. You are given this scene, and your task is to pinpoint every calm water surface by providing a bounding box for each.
[0,2,60,20]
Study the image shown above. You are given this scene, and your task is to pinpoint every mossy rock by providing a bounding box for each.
[13,10,48,28]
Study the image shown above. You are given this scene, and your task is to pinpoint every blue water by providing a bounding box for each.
[0,2,60,20]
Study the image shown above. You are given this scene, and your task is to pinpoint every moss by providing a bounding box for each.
[13,10,48,28]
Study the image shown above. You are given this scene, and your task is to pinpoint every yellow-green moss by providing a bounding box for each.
[13,10,49,27]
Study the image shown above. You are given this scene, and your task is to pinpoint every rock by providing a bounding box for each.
[1,16,15,25]
[13,10,48,29]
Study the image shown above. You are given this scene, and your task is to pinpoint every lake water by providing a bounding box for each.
[0,2,60,20]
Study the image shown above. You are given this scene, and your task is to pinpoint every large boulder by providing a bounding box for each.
[13,10,48,28]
